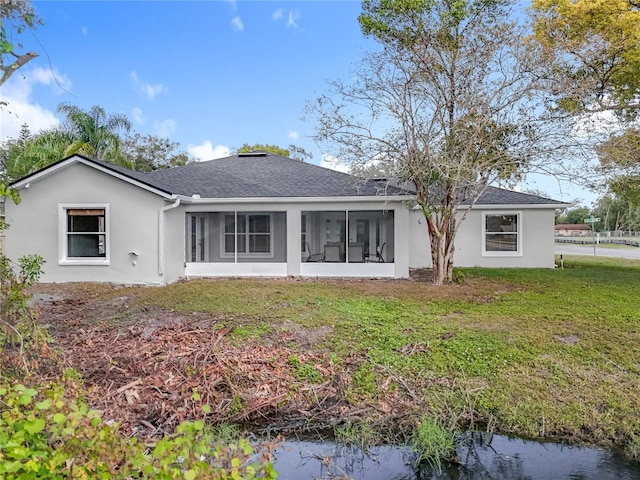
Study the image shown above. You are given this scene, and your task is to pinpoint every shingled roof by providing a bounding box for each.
[11,153,567,206]
[471,185,565,206]
[143,152,410,198]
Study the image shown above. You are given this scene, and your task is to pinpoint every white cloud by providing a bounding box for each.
[224,0,237,11]
[131,107,144,124]
[0,67,69,141]
[154,119,177,138]
[231,16,244,32]
[320,154,350,173]
[130,71,166,100]
[288,130,299,140]
[287,9,300,30]
[572,109,621,138]
[81,26,88,36]
[188,140,232,161]
[273,8,301,30]
[25,66,71,93]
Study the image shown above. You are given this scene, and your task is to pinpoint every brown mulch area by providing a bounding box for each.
[5,271,508,440]
[17,283,429,440]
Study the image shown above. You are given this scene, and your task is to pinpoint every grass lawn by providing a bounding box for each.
[29,255,640,459]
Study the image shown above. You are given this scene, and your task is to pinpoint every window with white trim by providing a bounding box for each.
[223,213,272,256]
[60,205,109,264]
[483,212,521,255]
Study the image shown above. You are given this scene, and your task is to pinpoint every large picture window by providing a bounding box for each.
[224,213,271,256]
[59,205,109,264]
[483,212,521,255]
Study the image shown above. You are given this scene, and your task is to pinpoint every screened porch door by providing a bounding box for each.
[188,214,208,262]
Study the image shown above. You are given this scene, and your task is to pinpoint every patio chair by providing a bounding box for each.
[347,243,364,263]
[324,243,342,262]
[305,242,324,262]
[365,243,386,263]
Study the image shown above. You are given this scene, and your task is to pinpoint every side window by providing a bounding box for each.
[483,212,521,255]
[60,205,109,264]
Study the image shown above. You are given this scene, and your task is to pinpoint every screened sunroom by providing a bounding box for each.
[301,210,394,263]
[183,208,396,278]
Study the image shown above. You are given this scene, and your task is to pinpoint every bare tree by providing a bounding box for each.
[308,0,578,285]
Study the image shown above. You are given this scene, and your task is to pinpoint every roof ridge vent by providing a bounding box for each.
[238,151,268,157]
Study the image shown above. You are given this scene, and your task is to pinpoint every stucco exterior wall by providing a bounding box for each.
[4,163,169,284]
[409,207,557,269]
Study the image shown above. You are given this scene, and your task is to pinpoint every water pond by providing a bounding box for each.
[270,432,640,480]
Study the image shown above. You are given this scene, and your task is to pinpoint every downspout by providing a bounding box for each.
[158,196,181,277]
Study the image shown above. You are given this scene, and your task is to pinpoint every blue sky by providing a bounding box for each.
[0,0,595,205]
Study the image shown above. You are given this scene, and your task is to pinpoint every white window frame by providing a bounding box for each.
[220,212,274,259]
[482,211,522,257]
[59,204,110,265]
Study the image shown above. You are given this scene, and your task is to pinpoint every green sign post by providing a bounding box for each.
[584,217,601,255]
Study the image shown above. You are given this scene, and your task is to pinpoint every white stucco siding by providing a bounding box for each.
[409,207,557,269]
[160,205,186,284]
[4,162,168,284]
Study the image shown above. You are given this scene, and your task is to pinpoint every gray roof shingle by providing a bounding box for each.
[471,185,565,205]
[144,152,408,198]
[14,153,567,205]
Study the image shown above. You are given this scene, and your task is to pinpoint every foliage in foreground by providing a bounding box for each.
[0,379,278,479]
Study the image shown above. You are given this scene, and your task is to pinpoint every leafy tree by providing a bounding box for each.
[0,0,41,201]
[596,128,640,206]
[121,133,190,172]
[237,143,311,161]
[592,194,640,232]
[530,0,640,117]
[0,0,41,87]
[0,104,133,183]
[309,0,559,285]
[56,103,132,164]
[237,143,290,157]
[1,129,74,182]
[556,206,590,225]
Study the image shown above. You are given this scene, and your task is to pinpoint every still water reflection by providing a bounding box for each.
[271,432,640,480]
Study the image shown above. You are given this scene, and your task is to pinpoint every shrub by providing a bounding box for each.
[0,379,278,479]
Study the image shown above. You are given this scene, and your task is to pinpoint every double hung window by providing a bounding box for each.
[60,205,109,264]
[224,213,271,256]
[483,212,521,255]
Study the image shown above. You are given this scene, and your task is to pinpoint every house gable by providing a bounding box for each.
[10,155,175,200]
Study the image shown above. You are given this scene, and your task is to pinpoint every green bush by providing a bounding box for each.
[0,379,278,479]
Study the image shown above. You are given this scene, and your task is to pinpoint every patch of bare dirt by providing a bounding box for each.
[23,283,426,439]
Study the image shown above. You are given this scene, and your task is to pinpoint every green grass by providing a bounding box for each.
[412,416,457,471]
[122,256,640,456]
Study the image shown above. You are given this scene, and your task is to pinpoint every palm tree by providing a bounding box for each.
[1,104,133,182]
[1,129,74,182]
[57,104,132,166]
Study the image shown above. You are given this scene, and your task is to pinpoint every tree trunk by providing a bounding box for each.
[427,219,455,285]
[422,205,456,286]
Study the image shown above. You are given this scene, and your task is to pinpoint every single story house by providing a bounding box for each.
[3,153,569,284]
[554,223,592,236]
